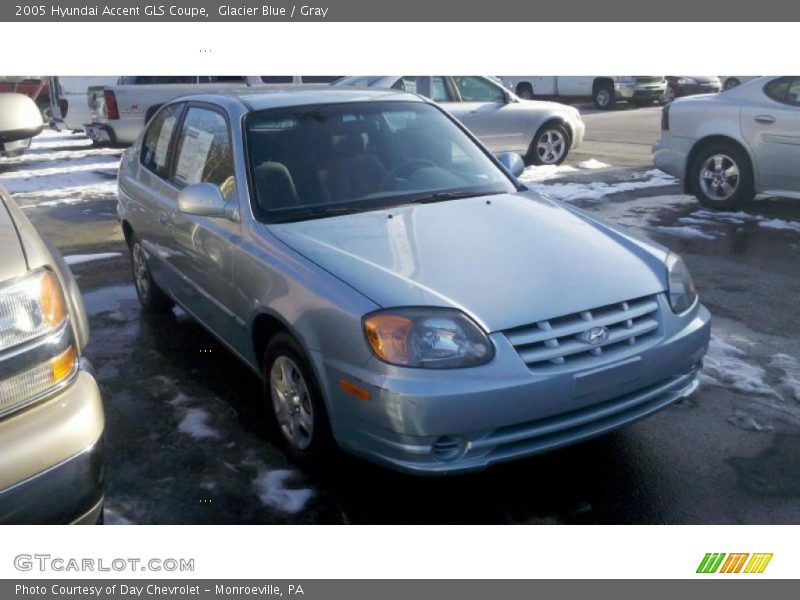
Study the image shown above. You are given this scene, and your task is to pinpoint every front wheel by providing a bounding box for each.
[690,143,754,211]
[263,333,334,465]
[528,124,570,165]
[659,85,676,105]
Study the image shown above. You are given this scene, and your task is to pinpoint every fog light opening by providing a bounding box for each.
[432,436,467,462]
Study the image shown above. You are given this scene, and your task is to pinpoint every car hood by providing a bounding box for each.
[269,193,668,332]
[0,192,28,283]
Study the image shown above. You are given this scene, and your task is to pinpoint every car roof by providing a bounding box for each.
[171,87,425,111]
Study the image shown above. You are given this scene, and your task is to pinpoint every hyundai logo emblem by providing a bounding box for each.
[579,326,609,345]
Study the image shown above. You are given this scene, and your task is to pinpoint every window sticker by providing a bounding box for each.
[174,126,215,185]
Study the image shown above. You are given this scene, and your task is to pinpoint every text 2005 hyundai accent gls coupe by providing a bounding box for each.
[117,88,710,474]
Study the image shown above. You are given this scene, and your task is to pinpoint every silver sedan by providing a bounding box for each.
[654,76,800,210]
[336,76,585,166]
[117,88,709,474]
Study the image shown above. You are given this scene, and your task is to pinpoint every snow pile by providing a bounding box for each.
[700,336,777,397]
[252,469,314,514]
[525,169,678,203]
[759,218,800,233]
[576,159,612,170]
[177,408,221,440]
[64,252,122,266]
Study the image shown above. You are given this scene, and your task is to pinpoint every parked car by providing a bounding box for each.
[0,76,50,118]
[48,76,118,134]
[661,76,721,103]
[0,185,104,523]
[336,76,585,165]
[117,89,710,475]
[499,76,667,109]
[654,76,800,210]
[0,93,43,157]
[719,76,761,91]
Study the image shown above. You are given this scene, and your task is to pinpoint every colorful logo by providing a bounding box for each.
[697,553,773,574]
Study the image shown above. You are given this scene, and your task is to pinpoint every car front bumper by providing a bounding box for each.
[615,84,667,101]
[323,298,711,475]
[0,367,105,524]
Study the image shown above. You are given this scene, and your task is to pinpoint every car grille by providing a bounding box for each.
[504,295,661,370]
[634,76,664,84]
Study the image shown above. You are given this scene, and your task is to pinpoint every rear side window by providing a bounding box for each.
[140,103,183,178]
[764,77,800,107]
[172,107,235,197]
[119,76,196,85]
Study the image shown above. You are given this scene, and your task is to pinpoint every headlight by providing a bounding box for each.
[363,308,494,368]
[666,253,698,313]
[0,270,77,417]
[677,77,697,85]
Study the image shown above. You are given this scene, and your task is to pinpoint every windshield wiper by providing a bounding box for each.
[406,190,503,205]
[269,205,363,223]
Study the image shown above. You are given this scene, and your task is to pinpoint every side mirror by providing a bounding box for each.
[177,182,235,219]
[497,152,525,178]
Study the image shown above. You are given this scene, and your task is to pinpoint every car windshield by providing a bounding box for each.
[335,76,383,87]
[245,101,517,223]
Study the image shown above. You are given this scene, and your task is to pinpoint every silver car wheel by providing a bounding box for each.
[699,154,740,201]
[595,88,611,107]
[132,243,150,299]
[270,356,314,451]
[661,85,676,104]
[536,129,567,164]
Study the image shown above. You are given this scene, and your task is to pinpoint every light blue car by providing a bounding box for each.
[117,88,710,474]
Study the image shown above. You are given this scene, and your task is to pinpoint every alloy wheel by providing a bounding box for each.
[132,243,150,299]
[270,356,314,450]
[536,129,567,164]
[699,154,740,201]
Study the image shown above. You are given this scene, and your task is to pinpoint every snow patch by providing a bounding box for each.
[519,164,577,182]
[700,336,778,397]
[64,252,122,266]
[524,169,677,203]
[759,218,800,233]
[177,408,221,440]
[649,225,716,240]
[576,159,612,170]
[253,469,314,514]
[769,353,800,402]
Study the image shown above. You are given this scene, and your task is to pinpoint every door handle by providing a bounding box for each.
[755,115,776,124]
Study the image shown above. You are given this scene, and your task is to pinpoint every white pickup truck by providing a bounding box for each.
[84,76,265,146]
[500,76,667,110]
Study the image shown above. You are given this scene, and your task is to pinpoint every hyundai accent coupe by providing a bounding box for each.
[117,88,710,474]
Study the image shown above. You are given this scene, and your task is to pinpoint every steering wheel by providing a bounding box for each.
[379,159,437,191]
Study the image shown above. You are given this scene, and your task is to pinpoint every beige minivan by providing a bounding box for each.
[0,185,104,524]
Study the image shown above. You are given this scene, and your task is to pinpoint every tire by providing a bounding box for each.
[690,142,754,211]
[723,77,740,91]
[593,83,615,110]
[130,236,174,313]
[527,123,570,166]
[516,83,534,99]
[263,332,334,465]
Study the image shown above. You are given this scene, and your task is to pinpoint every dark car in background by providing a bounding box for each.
[661,76,721,103]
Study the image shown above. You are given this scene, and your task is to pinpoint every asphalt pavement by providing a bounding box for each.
[2,113,799,525]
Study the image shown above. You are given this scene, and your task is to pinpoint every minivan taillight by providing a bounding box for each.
[661,103,670,131]
[104,90,119,120]
[58,99,68,118]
